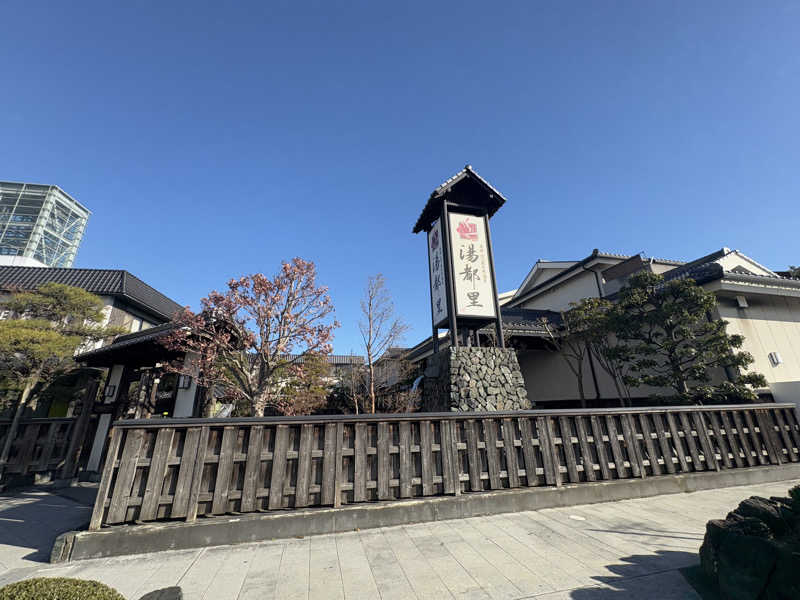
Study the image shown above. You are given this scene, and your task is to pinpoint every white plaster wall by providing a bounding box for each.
[86,414,112,472]
[650,262,679,275]
[717,295,800,387]
[716,252,775,276]
[518,339,732,404]
[518,347,675,404]
[104,364,126,401]
[517,349,595,403]
[173,353,199,417]
[518,270,601,312]
[86,364,126,471]
[770,382,800,409]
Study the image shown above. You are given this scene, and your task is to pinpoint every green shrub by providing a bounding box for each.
[0,577,124,600]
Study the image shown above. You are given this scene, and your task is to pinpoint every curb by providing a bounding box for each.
[52,463,800,563]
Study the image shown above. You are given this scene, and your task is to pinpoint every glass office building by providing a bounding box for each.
[0,182,90,268]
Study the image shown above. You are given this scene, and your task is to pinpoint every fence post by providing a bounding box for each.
[60,378,100,480]
[537,416,561,487]
[88,427,123,531]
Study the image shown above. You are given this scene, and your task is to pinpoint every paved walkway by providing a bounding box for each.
[0,480,796,599]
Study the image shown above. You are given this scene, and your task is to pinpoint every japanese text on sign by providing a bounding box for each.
[428,218,449,326]
[448,213,496,319]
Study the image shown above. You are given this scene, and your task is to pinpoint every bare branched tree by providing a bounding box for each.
[539,313,590,408]
[359,274,409,413]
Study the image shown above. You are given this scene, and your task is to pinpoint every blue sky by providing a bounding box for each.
[2,2,799,354]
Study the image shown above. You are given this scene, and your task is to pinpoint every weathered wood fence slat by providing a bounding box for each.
[88,403,800,530]
[0,418,78,480]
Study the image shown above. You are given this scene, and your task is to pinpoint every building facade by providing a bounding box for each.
[409,247,800,408]
[0,266,183,417]
[0,181,90,268]
[0,265,185,476]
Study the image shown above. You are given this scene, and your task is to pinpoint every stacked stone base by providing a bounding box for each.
[422,347,530,412]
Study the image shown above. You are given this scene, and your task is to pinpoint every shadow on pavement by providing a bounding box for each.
[568,550,703,599]
[139,586,183,600]
[0,490,91,566]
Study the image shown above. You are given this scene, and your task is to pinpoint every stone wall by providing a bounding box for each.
[421,347,531,412]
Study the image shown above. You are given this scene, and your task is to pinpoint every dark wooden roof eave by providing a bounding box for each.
[75,322,180,368]
[412,166,507,234]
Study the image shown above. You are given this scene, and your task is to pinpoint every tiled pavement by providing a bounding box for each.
[0,481,795,599]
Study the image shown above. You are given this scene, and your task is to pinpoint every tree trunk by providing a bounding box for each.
[0,372,40,480]
[197,387,214,418]
[369,362,376,414]
[576,376,586,408]
[614,380,628,407]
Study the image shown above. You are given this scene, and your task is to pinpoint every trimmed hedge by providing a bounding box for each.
[0,577,125,600]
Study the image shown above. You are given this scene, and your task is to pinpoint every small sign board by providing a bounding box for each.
[428,218,449,326]
[447,212,496,319]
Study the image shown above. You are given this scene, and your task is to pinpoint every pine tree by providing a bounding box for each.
[0,283,124,474]
[609,271,766,403]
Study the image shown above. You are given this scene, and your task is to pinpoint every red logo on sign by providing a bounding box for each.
[457,220,478,240]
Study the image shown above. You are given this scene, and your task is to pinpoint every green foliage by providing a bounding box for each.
[0,577,124,600]
[272,353,332,415]
[0,283,124,411]
[545,297,623,405]
[3,282,111,339]
[551,272,768,405]
[609,271,766,403]
[0,319,81,382]
[563,297,632,405]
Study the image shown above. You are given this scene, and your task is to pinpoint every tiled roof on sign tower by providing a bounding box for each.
[413,165,508,234]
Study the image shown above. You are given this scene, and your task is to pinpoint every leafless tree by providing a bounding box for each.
[539,315,590,408]
[359,274,409,413]
[347,350,366,414]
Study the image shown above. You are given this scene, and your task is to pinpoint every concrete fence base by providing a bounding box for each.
[52,463,800,563]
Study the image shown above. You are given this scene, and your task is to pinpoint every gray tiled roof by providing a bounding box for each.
[413,165,508,234]
[661,261,725,285]
[284,354,365,366]
[432,165,507,203]
[0,266,183,322]
[406,308,561,362]
[74,322,178,361]
[490,307,562,333]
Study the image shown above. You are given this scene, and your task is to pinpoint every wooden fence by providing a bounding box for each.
[89,403,800,530]
[0,418,77,480]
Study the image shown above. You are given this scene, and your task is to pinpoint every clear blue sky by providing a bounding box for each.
[2,2,799,354]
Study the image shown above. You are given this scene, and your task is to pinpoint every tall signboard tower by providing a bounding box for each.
[415,165,505,351]
[414,166,529,412]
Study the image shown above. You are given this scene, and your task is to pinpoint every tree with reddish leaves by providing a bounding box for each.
[161,307,242,417]
[163,258,339,416]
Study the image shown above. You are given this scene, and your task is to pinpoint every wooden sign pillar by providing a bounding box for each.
[414,166,530,412]
[416,165,506,350]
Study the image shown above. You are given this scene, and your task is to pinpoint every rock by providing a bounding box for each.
[736,497,793,537]
[700,487,800,599]
[717,534,780,600]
